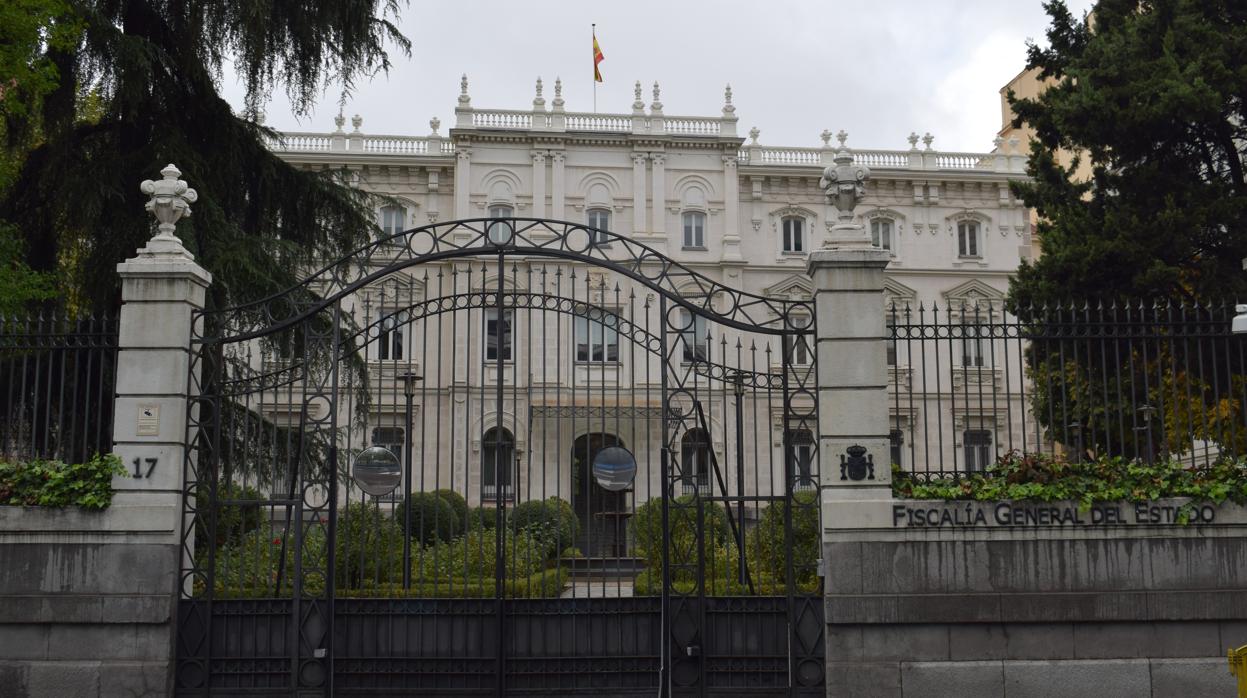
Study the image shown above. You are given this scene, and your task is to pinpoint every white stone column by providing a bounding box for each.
[531,151,547,219]
[631,153,647,235]
[650,153,666,235]
[720,154,742,260]
[551,151,566,219]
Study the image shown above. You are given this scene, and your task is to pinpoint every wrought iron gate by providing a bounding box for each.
[175,218,824,695]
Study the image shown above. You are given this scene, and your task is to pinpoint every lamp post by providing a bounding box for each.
[399,370,422,589]
[730,369,747,586]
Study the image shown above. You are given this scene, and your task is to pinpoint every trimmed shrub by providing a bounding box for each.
[337,501,405,588]
[748,489,820,588]
[194,481,266,547]
[394,492,459,545]
[467,505,502,530]
[435,489,469,526]
[630,494,729,569]
[421,526,548,582]
[508,497,579,556]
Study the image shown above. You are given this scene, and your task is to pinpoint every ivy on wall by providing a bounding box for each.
[893,451,1247,517]
[0,454,125,509]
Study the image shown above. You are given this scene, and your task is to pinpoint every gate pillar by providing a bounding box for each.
[809,140,900,697]
[808,140,892,501]
[110,164,212,693]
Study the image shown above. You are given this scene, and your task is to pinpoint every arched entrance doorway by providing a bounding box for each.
[570,432,628,557]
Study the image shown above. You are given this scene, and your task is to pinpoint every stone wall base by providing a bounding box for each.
[828,656,1228,698]
[0,660,169,698]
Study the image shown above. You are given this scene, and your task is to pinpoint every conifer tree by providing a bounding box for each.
[0,1,410,314]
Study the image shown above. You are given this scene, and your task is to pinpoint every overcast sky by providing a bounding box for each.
[224,0,1096,154]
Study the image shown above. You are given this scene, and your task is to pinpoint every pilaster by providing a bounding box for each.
[720,154,742,261]
[531,151,547,219]
[551,151,566,219]
[650,153,666,236]
[631,153,647,235]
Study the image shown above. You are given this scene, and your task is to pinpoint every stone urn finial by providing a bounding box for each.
[141,164,197,242]
[819,145,871,227]
[748,127,760,144]
[429,117,441,136]
[820,129,832,147]
[907,132,920,150]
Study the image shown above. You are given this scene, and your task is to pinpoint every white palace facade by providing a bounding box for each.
[265,77,1034,530]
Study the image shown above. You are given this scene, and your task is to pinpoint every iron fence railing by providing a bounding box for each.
[0,312,119,464]
[887,300,1245,480]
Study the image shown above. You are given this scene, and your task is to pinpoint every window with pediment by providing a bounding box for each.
[782,216,804,253]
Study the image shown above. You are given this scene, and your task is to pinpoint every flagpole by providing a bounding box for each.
[592,23,597,114]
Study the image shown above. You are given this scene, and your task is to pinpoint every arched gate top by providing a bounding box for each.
[200,218,816,343]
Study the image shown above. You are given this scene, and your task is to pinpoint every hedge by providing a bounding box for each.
[0,454,124,510]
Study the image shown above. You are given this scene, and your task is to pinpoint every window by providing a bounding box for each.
[488,205,513,244]
[957,221,980,258]
[783,333,811,366]
[963,429,992,472]
[372,427,405,500]
[680,309,709,362]
[871,218,893,251]
[886,341,897,367]
[787,429,815,490]
[587,208,611,246]
[574,312,619,363]
[680,428,711,494]
[380,205,405,237]
[682,211,705,249]
[889,429,904,468]
[484,309,513,362]
[481,427,515,500]
[960,325,987,367]
[377,311,408,361]
[782,217,804,253]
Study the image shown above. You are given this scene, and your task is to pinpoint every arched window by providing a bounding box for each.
[957,221,980,258]
[481,427,515,500]
[786,429,815,490]
[380,205,406,237]
[587,208,611,246]
[680,428,711,494]
[781,216,804,253]
[871,218,893,251]
[682,211,706,249]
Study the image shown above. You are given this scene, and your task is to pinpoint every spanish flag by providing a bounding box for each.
[593,29,604,82]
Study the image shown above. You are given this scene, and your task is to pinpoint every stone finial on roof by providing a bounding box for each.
[836,129,848,147]
[333,110,345,133]
[820,129,832,147]
[922,132,934,150]
[748,127,760,144]
[429,117,441,136]
[533,76,545,109]
[351,114,362,133]
[722,84,735,115]
[650,81,663,113]
[553,77,564,108]
[908,132,920,150]
[632,81,645,113]
[458,74,471,106]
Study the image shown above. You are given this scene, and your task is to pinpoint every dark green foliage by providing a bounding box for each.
[394,492,459,546]
[434,489,469,527]
[1008,0,1247,305]
[1,1,410,314]
[0,453,124,509]
[467,505,502,531]
[630,495,729,569]
[748,490,820,589]
[508,497,579,556]
[893,451,1247,518]
[194,481,265,547]
[334,501,404,588]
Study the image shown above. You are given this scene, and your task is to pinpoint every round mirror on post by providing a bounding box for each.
[592,446,637,492]
[352,446,401,497]
[487,218,514,246]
